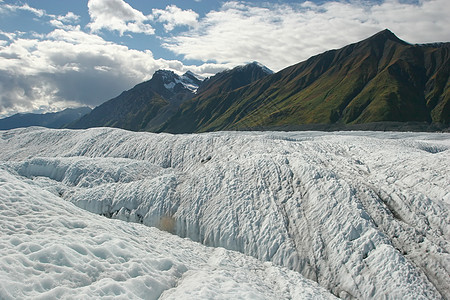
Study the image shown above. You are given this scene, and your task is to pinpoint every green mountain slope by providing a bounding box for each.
[163,30,449,133]
[67,70,201,131]
[158,62,273,133]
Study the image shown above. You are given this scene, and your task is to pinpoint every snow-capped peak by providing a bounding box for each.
[154,69,177,81]
[234,61,273,75]
[153,70,202,93]
[184,70,203,80]
[180,71,203,93]
[249,61,274,75]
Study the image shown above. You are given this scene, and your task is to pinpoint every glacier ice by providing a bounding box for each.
[0,168,335,299]
[0,127,449,299]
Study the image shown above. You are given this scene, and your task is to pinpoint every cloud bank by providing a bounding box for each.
[153,5,199,32]
[87,0,154,35]
[0,2,46,17]
[0,0,231,117]
[0,26,226,117]
[164,0,449,71]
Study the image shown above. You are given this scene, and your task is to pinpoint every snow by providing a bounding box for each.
[163,74,199,93]
[180,72,202,93]
[234,61,274,75]
[0,162,335,300]
[252,61,274,74]
[158,69,201,93]
[164,82,176,90]
[1,127,449,299]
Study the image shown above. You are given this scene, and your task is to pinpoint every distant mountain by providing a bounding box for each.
[162,29,449,133]
[67,70,203,131]
[0,107,91,130]
[67,62,272,131]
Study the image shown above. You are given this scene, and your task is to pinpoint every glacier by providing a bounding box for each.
[0,168,335,299]
[0,127,449,299]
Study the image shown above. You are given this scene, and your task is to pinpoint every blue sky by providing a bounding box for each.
[0,0,448,117]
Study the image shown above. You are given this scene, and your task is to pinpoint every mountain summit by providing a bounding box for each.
[158,62,274,133]
[150,70,202,95]
[196,61,273,96]
[162,29,449,132]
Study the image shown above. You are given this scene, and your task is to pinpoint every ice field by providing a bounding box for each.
[1,127,449,299]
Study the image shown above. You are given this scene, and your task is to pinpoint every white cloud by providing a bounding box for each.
[57,12,80,24]
[369,0,450,43]
[0,1,229,117]
[0,30,18,40]
[49,20,79,31]
[20,3,46,17]
[153,5,199,32]
[0,29,150,115]
[0,2,81,31]
[87,0,154,35]
[0,3,46,17]
[49,13,80,31]
[0,26,226,117]
[163,0,450,72]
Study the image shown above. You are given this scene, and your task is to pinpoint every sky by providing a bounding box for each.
[0,0,448,117]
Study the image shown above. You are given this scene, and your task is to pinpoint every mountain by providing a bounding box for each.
[67,62,272,132]
[67,70,203,131]
[65,30,448,133]
[197,61,273,96]
[159,61,274,133]
[162,29,449,133]
[0,107,91,130]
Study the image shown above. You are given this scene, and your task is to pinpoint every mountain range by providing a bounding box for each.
[162,29,449,133]
[2,29,448,132]
[0,107,91,130]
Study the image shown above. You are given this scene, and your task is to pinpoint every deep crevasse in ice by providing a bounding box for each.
[0,168,335,299]
[1,127,449,299]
